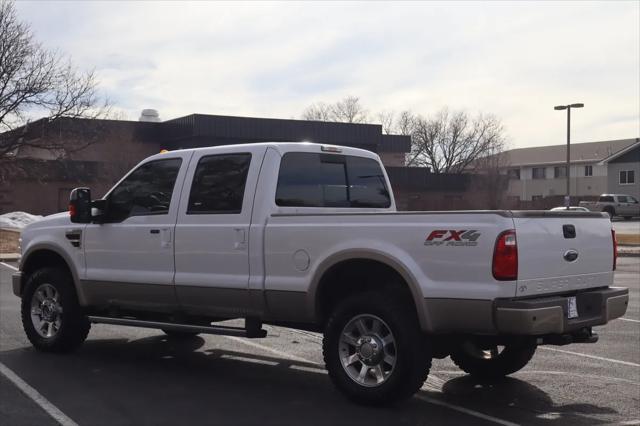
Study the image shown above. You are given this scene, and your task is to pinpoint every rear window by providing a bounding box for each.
[275,153,391,208]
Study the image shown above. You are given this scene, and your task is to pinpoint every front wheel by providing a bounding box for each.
[450,338,537,379]
[323,291,432,405]
[21,267,90,353]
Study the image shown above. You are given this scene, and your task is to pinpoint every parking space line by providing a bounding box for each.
[0,361,78,426]
[0,262,18,271]
[620,318,640,323]
[415,395,519,426]
[540,347,640,367]
[225,335,518,426]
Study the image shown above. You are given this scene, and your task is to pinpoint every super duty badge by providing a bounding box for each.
[424,230,481,246]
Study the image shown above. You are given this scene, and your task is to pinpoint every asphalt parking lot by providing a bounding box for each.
[0,259,638,426]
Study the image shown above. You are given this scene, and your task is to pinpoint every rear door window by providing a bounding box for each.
[187,154,252,214]
[275,153,390,208]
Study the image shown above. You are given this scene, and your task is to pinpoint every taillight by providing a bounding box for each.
[493,230,518,281]
[612,229,618,271]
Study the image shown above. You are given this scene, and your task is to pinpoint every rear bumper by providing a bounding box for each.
[12,272,22,297]
[494,287,629,335]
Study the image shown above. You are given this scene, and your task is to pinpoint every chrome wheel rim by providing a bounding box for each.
[339,314,397,387]
[30,283,63,339]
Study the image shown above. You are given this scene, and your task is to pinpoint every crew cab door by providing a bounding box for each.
[82,153,191,311]
[174,146,266,317]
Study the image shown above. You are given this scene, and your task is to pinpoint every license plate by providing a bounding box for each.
[567,296,578,319]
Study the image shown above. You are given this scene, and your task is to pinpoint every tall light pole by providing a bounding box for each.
[554,103,584,208]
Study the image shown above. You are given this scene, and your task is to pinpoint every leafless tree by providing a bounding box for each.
[331,96,368,123]
[301,102,333,121]
[406,109,506,174]
[301,96,368,124]
[0,0,109,160]
[377,111,395,135]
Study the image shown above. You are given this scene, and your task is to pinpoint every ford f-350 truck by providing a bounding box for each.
[12,142,628,404]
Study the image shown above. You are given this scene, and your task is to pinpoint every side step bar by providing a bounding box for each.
[87,316,268,338]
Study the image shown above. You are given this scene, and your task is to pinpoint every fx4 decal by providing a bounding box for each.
[424,230,481,247]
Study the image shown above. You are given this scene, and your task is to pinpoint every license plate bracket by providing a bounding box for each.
[567,296,578,319]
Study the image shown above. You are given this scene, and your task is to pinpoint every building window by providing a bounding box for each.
[532,167,546,179]
[507,168,520,180]
[532,195,543,201]
[584,165,593,177]
[619,170,636,185]
[554,166,567,178]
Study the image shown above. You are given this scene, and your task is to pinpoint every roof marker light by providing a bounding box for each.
[321,145,342,153]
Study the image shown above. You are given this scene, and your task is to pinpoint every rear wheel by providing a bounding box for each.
[450,337,537,379]
[21,267,90,353]
[323,291,432,405]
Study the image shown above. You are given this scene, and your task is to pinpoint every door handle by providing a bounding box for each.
[150,229,160,234]
[234,228,246,250]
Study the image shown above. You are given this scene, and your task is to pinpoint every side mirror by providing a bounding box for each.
[91,199,107,223]
[69,188,92,223]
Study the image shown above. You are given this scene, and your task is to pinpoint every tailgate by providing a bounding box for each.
[512,212,614,298]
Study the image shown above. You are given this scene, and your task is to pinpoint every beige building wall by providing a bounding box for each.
[506,162,607,201]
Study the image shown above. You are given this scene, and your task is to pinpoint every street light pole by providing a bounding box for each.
[554,103,584,208]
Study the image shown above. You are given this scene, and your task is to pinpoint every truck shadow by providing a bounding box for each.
[0,335,620,426]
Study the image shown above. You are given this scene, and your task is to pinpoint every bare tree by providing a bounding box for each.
[301,102,333,121]
[301,96,368,124]
[377,110,395,135]
[0,0,109,159]
[407,109,506,174]
[331,96,368,123]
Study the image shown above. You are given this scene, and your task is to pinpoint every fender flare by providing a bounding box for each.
[20,243,88,306]
[307,249,431,331]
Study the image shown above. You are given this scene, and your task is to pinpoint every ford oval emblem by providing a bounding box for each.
[563,250,579,262]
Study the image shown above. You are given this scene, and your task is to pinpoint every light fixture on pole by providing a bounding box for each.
[554,103,584,208]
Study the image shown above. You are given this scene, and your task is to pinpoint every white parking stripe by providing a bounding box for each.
[415,395,519,426]
[0,361,78,426]
[540,347,640,367]
[0,261,18,271]
[619,317,640,323]
[226,335,518,426]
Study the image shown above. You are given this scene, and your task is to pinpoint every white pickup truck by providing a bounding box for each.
[12,142,628,404]
[579,194,640,219]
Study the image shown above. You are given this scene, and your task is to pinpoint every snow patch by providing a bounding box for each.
[0,212,43,229]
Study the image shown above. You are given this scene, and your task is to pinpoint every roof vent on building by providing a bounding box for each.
[139,109,161,122]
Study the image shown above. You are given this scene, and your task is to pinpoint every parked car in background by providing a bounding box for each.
[580,194,640,219]
[550,206,590,212]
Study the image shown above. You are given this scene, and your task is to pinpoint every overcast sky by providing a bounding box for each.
[15,1,640,149]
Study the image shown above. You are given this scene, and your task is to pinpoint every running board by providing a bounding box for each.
[87,316,267,338]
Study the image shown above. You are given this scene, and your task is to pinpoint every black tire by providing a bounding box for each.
[450,337,537,379]
[21,267,90,353]
[322,291,432,405]
[162,329,200,338]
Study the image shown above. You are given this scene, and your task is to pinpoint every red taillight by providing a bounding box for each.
[493,230,518,281]
[69,203,76,219]
[612,229,618,271]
